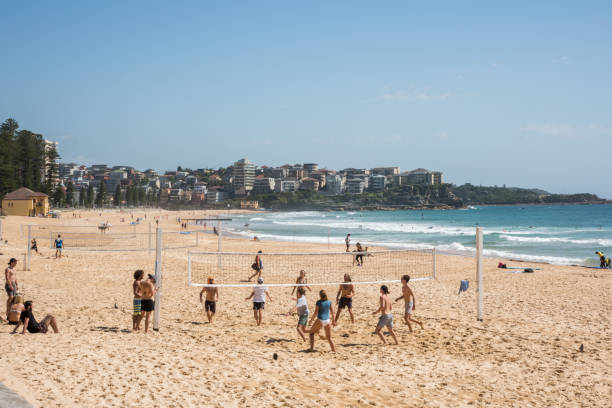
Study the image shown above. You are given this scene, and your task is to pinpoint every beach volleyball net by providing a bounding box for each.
[187,249,436,287]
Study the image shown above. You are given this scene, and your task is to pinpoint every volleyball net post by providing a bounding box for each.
[153,226,163,331]
[26,225,32,271]
[476,227,484,321]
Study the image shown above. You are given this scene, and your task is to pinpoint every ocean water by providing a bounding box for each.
[225,204,612,266]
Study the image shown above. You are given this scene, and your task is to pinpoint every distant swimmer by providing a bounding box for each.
[596,251,606,268]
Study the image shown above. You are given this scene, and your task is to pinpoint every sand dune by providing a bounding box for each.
[0,210,610,407]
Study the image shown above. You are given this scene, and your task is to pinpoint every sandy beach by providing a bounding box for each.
[0,209,610,407]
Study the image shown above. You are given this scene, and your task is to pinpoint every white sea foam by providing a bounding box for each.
[500,235,612,246]
[227,229,585,265]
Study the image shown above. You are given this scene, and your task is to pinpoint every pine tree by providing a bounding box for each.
[66,182,75,207]
[0,118,18,197]
[52,185,65,207]
[114,184,122,207]
[86,184,94,208]
[44,143,60,194]
[96,181,107,207]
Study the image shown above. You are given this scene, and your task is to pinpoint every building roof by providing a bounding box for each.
[3,187,48,200]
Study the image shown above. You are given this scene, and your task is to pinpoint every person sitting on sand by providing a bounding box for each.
[335,274,355,324]
[290,270,311,296]
[373,285,398,345]
[5,258,18,320]
[245,277,272,326]
[140,274,157,333]
[286,287,309,342]
[200,277,219,324]
[132,270,144,331]
[395,275,423,333]
[12,300,59,334]
[308,290,336,352]
[248,251,264,281]
[8,295,25,325]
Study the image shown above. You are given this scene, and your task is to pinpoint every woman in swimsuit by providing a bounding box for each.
[290,270,311,296]
[308,290,336,352]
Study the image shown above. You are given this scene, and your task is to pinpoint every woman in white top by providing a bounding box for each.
[287,287,309,341]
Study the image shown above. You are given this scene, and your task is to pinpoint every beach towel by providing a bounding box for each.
[458,279,469,295]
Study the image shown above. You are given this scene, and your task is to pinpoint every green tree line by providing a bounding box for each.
[0,118,60,198]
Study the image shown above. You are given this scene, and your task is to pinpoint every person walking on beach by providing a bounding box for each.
[54,234,63,258]
[290,270,311,296]
[5,258,18,320]
[286,287,309,341]
[395,275,423,333]
[30,238,39,254]
[200,277,219,324]
[308,290,336,352]
[345,234,351,252]
[245,277,272,326]
[353,242,364,266]
[140,274,157,333]
[248,250,263,281]
[12,300,59,334]
[132,270,144,331]
[335,274,355,324]
[373,285,398,345]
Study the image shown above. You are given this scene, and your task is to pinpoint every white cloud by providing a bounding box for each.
[553,55,570,64]
[520,124,612,140]
[381,89,451,102]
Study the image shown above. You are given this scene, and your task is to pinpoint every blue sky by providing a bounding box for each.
[1,1,611,198]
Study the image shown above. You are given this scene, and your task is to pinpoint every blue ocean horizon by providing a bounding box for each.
[226,204,612,267]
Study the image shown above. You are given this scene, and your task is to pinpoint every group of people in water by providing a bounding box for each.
[195,269,423,352]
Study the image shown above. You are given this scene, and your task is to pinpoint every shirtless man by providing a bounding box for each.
[290,270,311,296]
[5,258,18,320]
[132,270,144,331]
[140,274,157,333]
[373,285,398,345]
[335,274,355,324]
[395,274,423,332]
[199,277,219,323]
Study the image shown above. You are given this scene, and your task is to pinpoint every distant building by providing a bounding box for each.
[233,158,256,196]
[275,179,299,193]
[299,177,319,191]
[371,167,400,177]
[1,187,49,216]
[369,175,386,191]
[206,190,225,203]
[346,178,366,194]
[263,167,287,179]
[240,200,259,209]
[325,175,344,195]
[393,168,443,186]
[303,163,318,175]
[252,178,276,194]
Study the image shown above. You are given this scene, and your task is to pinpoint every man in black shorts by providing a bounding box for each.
[140,274,157,333]
[335,274,355,324]
[12,300,59,334]
[199,277,219,324]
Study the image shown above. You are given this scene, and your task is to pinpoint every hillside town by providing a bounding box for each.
[53,158,444,209]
